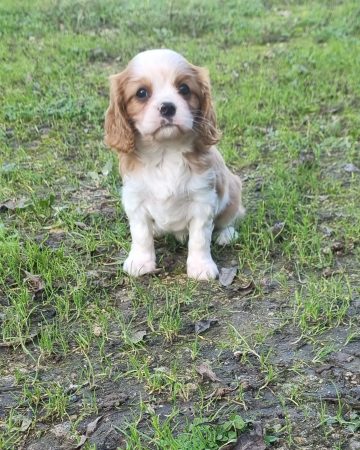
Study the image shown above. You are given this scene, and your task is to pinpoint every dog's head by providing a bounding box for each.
[104,49,220,153]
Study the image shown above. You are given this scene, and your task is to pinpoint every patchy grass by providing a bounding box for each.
[1,0,359,449]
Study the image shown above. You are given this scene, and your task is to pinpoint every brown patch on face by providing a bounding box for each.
[104,69,153,153]
[124,77,152,123]
[173,63,220,149]
[174,73,201,112]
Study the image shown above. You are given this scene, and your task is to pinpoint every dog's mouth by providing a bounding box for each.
[153,120,183,137]
[160,119,177,128]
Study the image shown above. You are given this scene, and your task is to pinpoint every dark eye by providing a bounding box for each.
[178,83,190,96]
[136,88,148,99]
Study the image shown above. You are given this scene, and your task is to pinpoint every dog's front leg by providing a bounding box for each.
[123,212,156,276]
[187,215,219,280]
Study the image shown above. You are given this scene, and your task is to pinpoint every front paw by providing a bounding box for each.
[123,252,156,276]
[187,256,219,280]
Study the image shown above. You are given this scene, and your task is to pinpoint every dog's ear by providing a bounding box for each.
[104,71,135,153]
[192,65,221,148]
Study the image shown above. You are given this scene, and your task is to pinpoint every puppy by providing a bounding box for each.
[105,49,244,280]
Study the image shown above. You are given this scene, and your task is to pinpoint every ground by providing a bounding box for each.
[0,0,359,449]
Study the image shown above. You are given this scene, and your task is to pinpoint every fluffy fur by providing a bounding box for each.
[105,49,244,280]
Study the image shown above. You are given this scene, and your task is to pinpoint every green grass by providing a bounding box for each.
[1,0,360,449]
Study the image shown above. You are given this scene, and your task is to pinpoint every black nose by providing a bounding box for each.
[159,102,176,118]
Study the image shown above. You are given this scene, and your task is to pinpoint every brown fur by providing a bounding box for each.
[184,146,244,227]
[189,65,221,149]
[104,70,137,154]
[215,174,244,229]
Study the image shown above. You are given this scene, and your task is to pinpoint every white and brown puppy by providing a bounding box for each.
[105,49,244,280]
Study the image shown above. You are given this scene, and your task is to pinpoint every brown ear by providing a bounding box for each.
[104,71,135,153]
[192,65,221,148]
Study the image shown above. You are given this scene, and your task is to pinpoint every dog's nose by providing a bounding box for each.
[159,102,176,118]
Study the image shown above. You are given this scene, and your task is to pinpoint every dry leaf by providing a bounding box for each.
[236,280,255,297]
[129,330,147,344]
[205,386,237,400]
[75,221,90,230]
[195,319,218,335]
[101,159,113,176]
[270,221,285,238]
[93,325,102,337]
[221,422,265,450]
[219,267,238,287]
[24,271,45,293]
[50,421,72,437]
[75,435,88,449]
[86,416,103,435]
[48,227,67,234]
[0,198,30,212]
[344,163,360,173]
[20,416,32,432]
[196,363,221,383]
[75,416,103,449]
[0,331,40,347]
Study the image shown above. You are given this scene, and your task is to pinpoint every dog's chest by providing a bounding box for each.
[123,152,215,231]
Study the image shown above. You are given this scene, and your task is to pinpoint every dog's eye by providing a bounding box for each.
[178,83,190,96]
[136,88,148,99]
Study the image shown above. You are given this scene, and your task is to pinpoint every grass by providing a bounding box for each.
[1,0,360,449]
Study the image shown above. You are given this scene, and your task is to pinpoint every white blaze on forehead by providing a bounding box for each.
[130,49,190,77]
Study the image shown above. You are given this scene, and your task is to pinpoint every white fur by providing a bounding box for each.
[122,142,220,280]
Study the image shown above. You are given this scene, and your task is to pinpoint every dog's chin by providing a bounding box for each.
[153,123,182,140]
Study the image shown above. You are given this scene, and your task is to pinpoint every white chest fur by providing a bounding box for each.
[122,148,218,235]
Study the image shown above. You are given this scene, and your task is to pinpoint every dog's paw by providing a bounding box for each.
[187,256,219,280]
[215,226,238,246]
[123,252,156,276]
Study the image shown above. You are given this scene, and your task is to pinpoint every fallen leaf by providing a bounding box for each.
[270,221,285,238]
[344,163,360,173]
[298,151,315,167]
[320,225,334,237]
[1,162,17,173]
[322,267,342,278]
[23,271,45,293]
[236,280,255,297]
[219,267,238,287]
[0,198,30,212]
[87,171,100,183]
[129,330,147,344]
[101,159,113,176]
[86,415,103,435]
[221,422,265,450]
[93,325,102,337]
[75,435,88,449]
[205,386,238,400]
[20,416,32,432]
[75,221,90,230]
[322,104,343,114]
[195,319,218,335]
[0,331,40,347]
[48,227,67,234]
[331,241,344,253]
[98,392,129,410]
[260,278,280,294]
[75,416,103,449]
[50,421,72,437]
[196,363,221,383]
